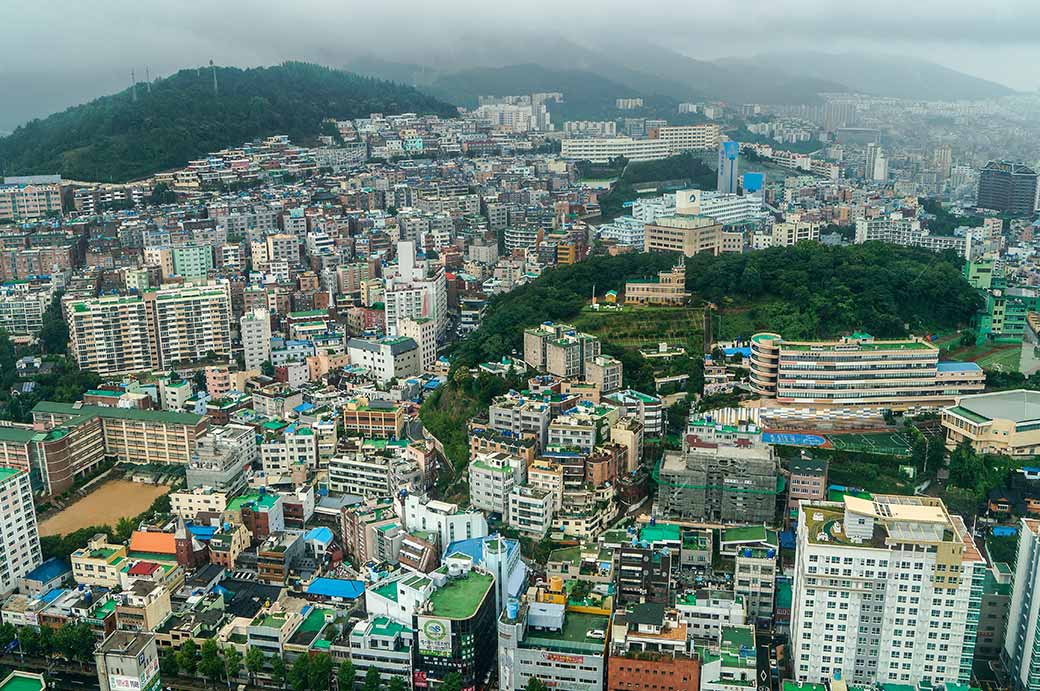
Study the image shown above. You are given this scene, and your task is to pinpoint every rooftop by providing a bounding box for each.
[523,610,609,654]
[951,389,1040,425]
[426,571,494,620]
[32,400,204,426]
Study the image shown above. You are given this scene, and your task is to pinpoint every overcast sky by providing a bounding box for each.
[2,0,1038,131]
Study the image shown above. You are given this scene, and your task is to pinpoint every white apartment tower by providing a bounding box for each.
[0,468,41,595]
[791,494,983,687]
[1005,518,1040,691]
[240,308,272,371]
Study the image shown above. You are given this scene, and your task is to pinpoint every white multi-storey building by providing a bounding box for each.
[0,468,41,595]
[1004,518,1040,691]
[384,241,448,339]
[240,308,272,371]
[675,189,765,226]
[468,452,526,518]
[791,494,984,686]
[560,137,671,164]
[651,124,722,154]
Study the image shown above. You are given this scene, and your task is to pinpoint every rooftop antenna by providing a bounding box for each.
[211,60,218,96]
[130,69,137,102]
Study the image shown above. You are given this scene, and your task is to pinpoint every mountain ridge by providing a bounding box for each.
[0,61,458,183]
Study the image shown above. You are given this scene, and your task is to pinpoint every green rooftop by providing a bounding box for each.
[0,672,45,691]
[427,571,494,620]
[227,493,279,512]
[639,522,681,544]
[522,611,609,655]
[32,400,203,426]
[0,427,37,444]
[721,525,778,547]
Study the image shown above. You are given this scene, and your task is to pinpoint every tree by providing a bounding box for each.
[199,639,225,685]
[261,360,276,377]
[160,648,180,678]
[223,647,243,683]
[177,639,199,677]
[290,653,311,691]
[270,656,287,689]
[308,654,333,691]
[0,622,15,651]
[362,667,382,691]
[114,516,137,542]
[387,677,405,691]
[526,679,548,691]
[439,673,463,691]
[245,646,265,684]
[337,660,356,691]
[54,622,95,664]
[38,296,69,355]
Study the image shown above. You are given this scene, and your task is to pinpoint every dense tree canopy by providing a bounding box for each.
[0,62,457,182]
[597,153,717,219]
[684,242,980,339]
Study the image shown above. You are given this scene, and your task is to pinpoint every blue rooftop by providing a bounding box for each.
[305,578,365,600]
[724,347,752,358]
[304,527,334,544]
[188,525,217,542]
[24,558,71,584]
[937,361,983,373]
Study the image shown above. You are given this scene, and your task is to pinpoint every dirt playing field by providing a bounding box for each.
[38,480,170,536]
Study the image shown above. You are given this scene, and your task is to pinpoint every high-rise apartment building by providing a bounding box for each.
[1005,518,1040,691]
[977,161,1038,216]
[791,494,984,686]
[523,322,601,379]
[240,308,272,371]
[151,283,233,369]
[0,468,41,595]
[66,282,233,376]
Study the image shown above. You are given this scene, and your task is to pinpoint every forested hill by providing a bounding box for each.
[683,242,981,339]
[451,242,980,369]
[0,62,458,183]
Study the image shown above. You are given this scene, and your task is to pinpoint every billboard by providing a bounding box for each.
[417,616,453,657]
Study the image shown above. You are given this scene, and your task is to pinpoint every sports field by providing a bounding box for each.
[826,431,913,458]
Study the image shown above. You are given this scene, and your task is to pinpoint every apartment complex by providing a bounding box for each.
[643,216,740,257]
[750,332,985,408]
[772,220,821,247]
[66,282,233,376]
[791,494,984,686]
[1005,517,1040,691]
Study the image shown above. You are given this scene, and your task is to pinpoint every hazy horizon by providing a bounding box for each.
[2,0,1039,131]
